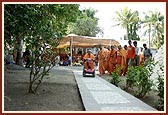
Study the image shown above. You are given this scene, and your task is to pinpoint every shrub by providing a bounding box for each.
[110,66,121,87]
[125,66,137,90]
[156,63,164,111]
[134,66,153,98]
[125,62,155,98]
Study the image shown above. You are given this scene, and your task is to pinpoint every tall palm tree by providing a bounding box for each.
[151,11,164,49]
[114,7,140,40]
[142,10,164,49]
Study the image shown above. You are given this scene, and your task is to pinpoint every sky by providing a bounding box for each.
[79,2,166,41]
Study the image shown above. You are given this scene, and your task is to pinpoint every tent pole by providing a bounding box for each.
[70,36,73,66]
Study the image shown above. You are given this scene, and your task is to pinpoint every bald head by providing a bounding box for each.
[118,45,122,50]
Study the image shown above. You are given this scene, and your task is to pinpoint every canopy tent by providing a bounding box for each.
[56,34,120,66]
[57,35,120,49]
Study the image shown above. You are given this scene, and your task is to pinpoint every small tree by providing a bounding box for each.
[4,4,80,94]
[125,62,155,98]
[25,4,80,94]
[134,65,153,98]
[28,39,58,93]
[110,66,121,87]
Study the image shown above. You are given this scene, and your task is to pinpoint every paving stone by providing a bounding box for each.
[85,83,113,91]
[90,91,130,104]
[82,77,102,83]
[101,107,143,111]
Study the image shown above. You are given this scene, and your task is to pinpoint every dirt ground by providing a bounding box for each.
[3,64,84,111]
[3,64,160,112]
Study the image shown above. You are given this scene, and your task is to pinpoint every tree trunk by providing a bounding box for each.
[13,45,17,63]
[29,53,34,93]
[148,24,151,48]
[126,24,129,40]
[16,38,23,66]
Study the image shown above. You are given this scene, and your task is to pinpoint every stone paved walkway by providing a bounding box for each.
[73,70,157,112]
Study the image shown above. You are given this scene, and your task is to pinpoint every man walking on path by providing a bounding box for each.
[104,47,110,72]
[98,45,106,76]
[143,43,152,66]
[117,45,127,76]
[139,47,144,66]
[133,41,140,66]
[108,45,117,75]
[127,40,136,66]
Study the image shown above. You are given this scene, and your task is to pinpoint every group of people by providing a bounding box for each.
[83,40,153,76]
